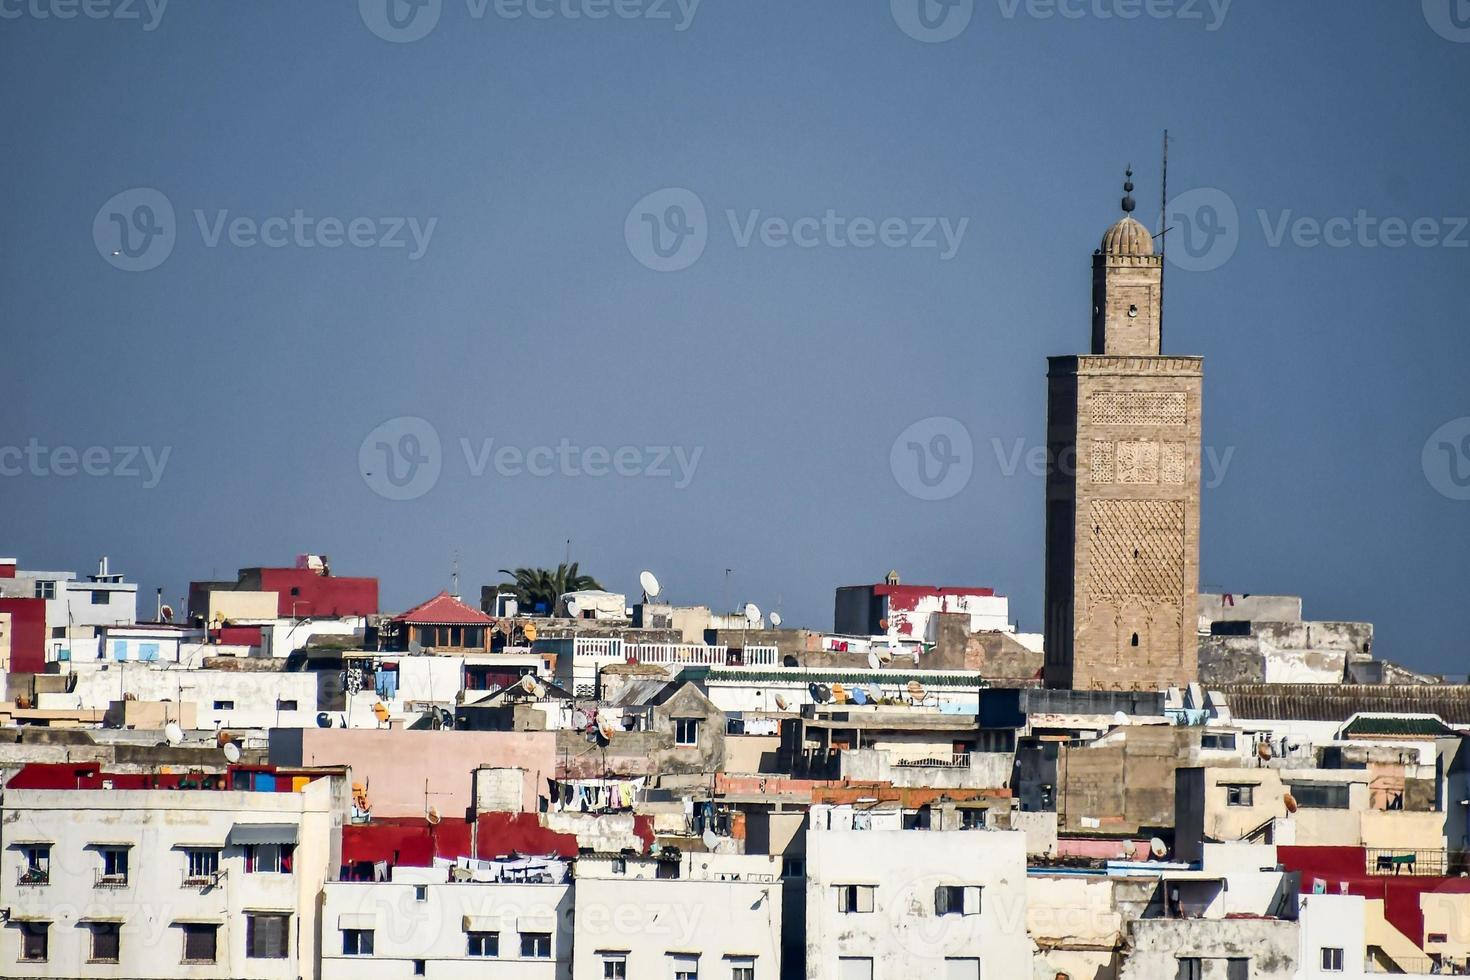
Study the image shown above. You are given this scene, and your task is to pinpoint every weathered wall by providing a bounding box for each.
[1121,918,1298,979]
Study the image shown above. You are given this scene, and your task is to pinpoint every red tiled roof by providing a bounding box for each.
[392,591,494,625]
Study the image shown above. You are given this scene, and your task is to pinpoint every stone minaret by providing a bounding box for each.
[1043,170,1203,691]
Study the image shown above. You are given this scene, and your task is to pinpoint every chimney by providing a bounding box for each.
[98,556,109,578]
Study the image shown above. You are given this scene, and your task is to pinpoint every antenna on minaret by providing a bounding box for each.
[1159,128,1171,348]
[450,550,460,599]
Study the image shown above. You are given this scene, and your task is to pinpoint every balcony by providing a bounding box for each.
[1364,848,1470,877]
[16,868,48,886]
[892,754,971,769]
[94,871,129,889]
[181,873,216,889]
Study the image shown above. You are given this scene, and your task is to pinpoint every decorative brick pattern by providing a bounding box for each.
[1089,391,1188,426]
[1087,500,1186,600]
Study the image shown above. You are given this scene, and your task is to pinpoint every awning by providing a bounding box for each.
[337,913,377,929]
[78,915,126,923]
[171,918,223,926]
[462,915,499,932]
[227,824,298,846]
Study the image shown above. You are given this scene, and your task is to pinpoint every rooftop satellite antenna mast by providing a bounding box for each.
[1159,128,1171,346]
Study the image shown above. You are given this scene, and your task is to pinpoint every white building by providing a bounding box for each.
[573,851,783,980]
[35,661,322,730]
[803,816,1031,980]
[320,864,572,980]
[0,557,139,664]
[1296,893,1366,979]
[0,762,346,980]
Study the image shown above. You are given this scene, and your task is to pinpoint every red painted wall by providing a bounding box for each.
[0,597,46,673]
[1278,845,1470,945]
[215,625,263,647]
[256,569,378,618]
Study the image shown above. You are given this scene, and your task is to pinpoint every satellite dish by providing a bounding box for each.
[222,741,242,764]
[867,683,883,703]
[372,702,390,723]
[743,602,761,626]
[1113,711,1129,726]
[640,571,662,599]
[597,713,616,741]
[808,683,827,704]
[164,722,184,746]
[769,611,782,627]
[1122,839,1138,858]
[876,645,894,664]
[850,687,867,705]
[774,694,789,711]
[215,730,234,748]
[907,680,926,700]
[831,682,847,703]
[564,597,581,618]
[426,805,441,825]
[439,708,454,730]
[867,651,881,670]
[1149,837,1168,859]
[520,674,538,694]
[531,680,547,699]
[1257,741,1273,760]
[1283,793,1298,814]
[316,712,332,728]
[702,827,719,850]
[160,604,174,623]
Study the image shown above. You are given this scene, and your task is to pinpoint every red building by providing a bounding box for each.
[190,560,378,621]
[0,596,46,673]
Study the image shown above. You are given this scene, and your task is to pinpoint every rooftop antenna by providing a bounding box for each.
[1160,129,1171,347]
[451,551,460,599]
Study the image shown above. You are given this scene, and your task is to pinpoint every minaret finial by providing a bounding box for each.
[1121,166,1136,215]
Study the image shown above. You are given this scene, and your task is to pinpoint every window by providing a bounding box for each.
[18,922,48,962]
[838,958,873,980]
[246,913,289,959]
[520,932,551,958]
[413,960,426,977]
[781,856,805,879]
[184,848,220,884]
[935,885,981,916]
[835,884,876,913]
[602,953,628,978]
[1320,947,1344,971]
[414,885,427,901]
[675,718,700,745]
[97,846,129,885]
[277,699,298,711]
[34,580,55,600]
[342,929,374,956]
[91,590,108,605]
[1176,958,1202,980]
[87,922,120,963]
[729,956,756,980]
[245,843,294,874]
[1289,782,1350,810]
[467,931,499,957]
[181,924,218,964]
[958,808,987,830]
[213,699,235,710]
[945,958,980,980]
[50,626,64,639]
[1225,784,1255,807]
[19,845,50,885]
[1226,958,1249,980]
[671,953,699,980]
[1201,732,1237,750]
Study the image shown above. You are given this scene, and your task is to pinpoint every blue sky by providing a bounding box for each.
[2,0,1467,672]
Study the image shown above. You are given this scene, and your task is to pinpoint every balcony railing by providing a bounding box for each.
[1366,954,1462,974]
[94,871,129,889]
[181,872,216,889]
[892,754,971,769]
[16,868,48,886]
[1364,848,1469,877]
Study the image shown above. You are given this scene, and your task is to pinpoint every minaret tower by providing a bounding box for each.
[1043,170,1203,691]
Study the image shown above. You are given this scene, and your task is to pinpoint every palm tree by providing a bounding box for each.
[495,562,602,616]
